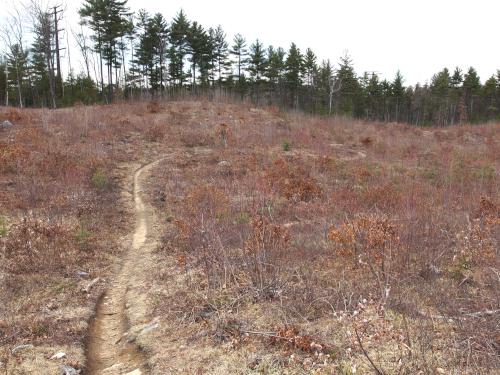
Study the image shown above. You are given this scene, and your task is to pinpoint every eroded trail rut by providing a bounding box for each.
[86,159,163,375]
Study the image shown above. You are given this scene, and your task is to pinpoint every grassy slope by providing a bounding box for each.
[1,101,499,374]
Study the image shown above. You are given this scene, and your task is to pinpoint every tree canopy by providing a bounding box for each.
[0,0,498,125]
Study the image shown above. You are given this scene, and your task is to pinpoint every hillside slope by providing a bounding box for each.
[0,101,499,374]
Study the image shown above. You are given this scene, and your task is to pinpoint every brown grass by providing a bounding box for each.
[146,102,499,374]
[0,101,498,374]
[0,102,174,373]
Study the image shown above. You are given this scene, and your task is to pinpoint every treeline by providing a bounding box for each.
[0,0,499,125]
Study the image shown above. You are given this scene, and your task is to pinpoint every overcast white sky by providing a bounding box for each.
[1,0,499,85]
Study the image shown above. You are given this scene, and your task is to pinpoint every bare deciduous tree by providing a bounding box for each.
[0,7,27,107]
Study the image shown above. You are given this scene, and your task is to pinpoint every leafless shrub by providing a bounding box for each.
[265,158,322,202]
[0,215,78,275]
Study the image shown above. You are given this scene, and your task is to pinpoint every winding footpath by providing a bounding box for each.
[86,159,163,375]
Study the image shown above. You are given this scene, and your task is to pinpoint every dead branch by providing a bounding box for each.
[354,326,386,375]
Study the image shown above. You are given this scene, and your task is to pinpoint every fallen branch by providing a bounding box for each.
[241,330,283,340]
[462,309,500,318]
[354,327,386,375]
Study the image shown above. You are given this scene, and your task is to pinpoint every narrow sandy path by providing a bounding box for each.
[86,159,163,375]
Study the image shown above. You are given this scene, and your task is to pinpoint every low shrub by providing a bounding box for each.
[265,159,322,202]
[0,216,7,237]
[91,169,108,189]
[1,215,77,275]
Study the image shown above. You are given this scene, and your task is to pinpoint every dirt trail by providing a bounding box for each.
[86,159,163,375]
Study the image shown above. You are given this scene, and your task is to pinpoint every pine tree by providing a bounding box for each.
[230,33,248,97]
[336,53,360,117]
[430,68,451,125]
[28,3,60,108]
[392,70,405,122]
[303,48,317,87]
[134,11,169,93]
[265,46,285,105]
[303,48,317,112]
[285,43,302,108]
[169,10,190,88]
[151,13,169,91]
[366,73,382,120]
[451,67,463,88]
[187,21,210,90]
[448,67,464,124]
[248,39,266,103]
[5,44,28,108]
[482,75,497,119]
[211,25,230,89]
[316,60,334,114]
[0,58,6,106]
[463,67,481,121]
[80,0,131,102]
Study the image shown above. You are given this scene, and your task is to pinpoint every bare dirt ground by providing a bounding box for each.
[86,159,165,375]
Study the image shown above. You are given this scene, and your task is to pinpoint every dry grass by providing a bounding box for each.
[144,101,499,374]
[0,101,174,373]
[0,100,498,374]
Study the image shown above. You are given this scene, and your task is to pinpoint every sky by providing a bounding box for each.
[1,0,499,85]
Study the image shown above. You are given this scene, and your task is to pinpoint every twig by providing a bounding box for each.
[241,330,283,340]
[354,327,386,375]
[462,309,500,318]
[401,314,412,359]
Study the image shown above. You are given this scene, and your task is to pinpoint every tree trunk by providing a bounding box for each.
[15,62,23,108]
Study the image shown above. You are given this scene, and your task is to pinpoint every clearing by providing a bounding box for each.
[0,101,498,374]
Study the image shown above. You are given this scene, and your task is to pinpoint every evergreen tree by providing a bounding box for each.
[30,5,57,108]
[169,10,190,87]
[366,73,382,120]
[187,21,211,90]
[336,53,360,116]
[316,60,334,114]
[430,68,452,125]
[449,67,464,123]
[0,58,6,106]
[1,5,498,124]
[230,34,248,97]
[303,48,318,112]
[151,13,169,92]
[463,67,481,121]
[79,0,131,101]
[265,46,285,105]
[211,25,230,89]
[134,11,169,92]
[392,70,405,122]
[451,67,463,88]
[482,75,497,119]
[6,44,28,108]
[303,48,317,87]
[285,43,302,108]
[248,39,266,103]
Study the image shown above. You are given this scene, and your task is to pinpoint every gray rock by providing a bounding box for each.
[2,120,13,127]
[60,365,81,375]
[50,352,66,360]
[76,271,90,278]
[82,277,100,293]
[139,318,159,336]
[102,363,123,372]
[429,264,442,276]
[217,161,232,175]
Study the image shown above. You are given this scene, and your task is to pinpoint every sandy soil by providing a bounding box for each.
[86,158,164,375]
